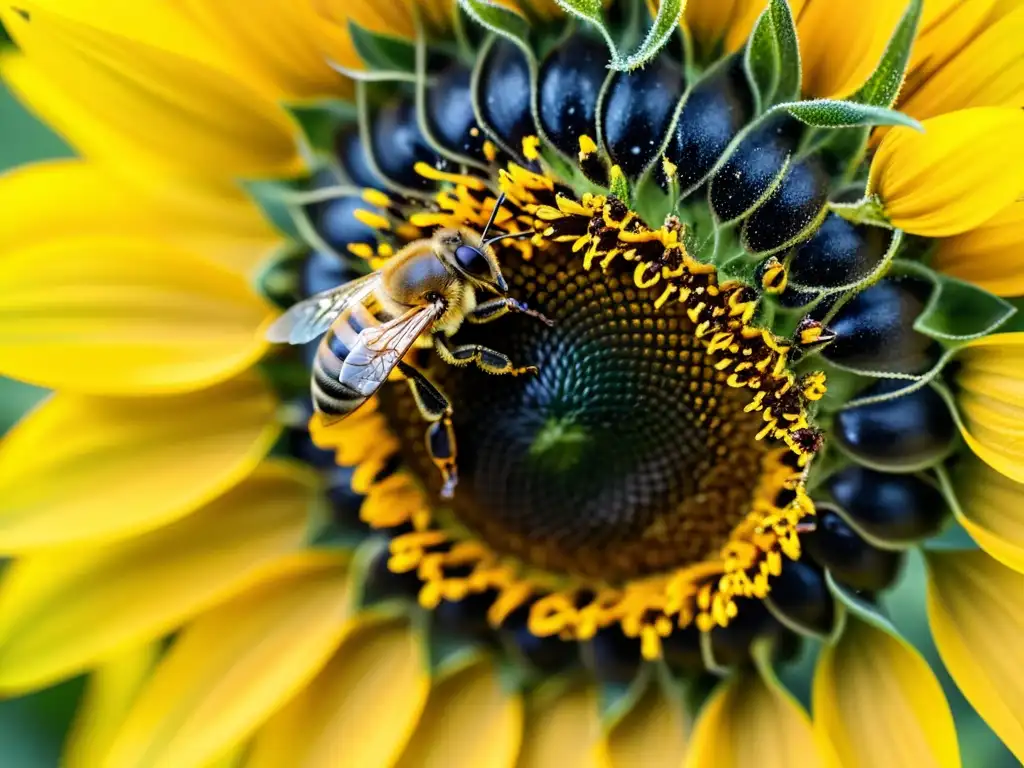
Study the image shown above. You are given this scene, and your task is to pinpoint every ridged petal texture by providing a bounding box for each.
[952,455,1024,573]
[0,373,279,551]
[868,107,1024,237]
[247,619,429,768]
[0,1,303,186]
[812,618,960,768]
[0,159,280,276]
[926,550,1024,764]
[955,333,1024,483]
[933,202,1024,296]
[393,660,523,768]
[607,683,688,767]
[0,464,316,693]
[104,552,351,768]
[685,669,835,768]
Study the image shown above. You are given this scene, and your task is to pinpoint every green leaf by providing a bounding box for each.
[458,0,531,50]
[848,0,923,107]
[286,99,358,157]
[743,0,800,112]
[553,0,621,66]
[768,0,800,104]
[0,378,46,438]
[743,8,779,114]
[825,571,901,639]
[616,0,682,71]
[348,20,418,72]
[597,664,652,731]
[782,99,922,130]
[0,17,12,47]
[912,270,1017,342]
[243,174,312,242]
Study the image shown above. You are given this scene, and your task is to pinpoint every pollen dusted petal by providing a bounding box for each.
[868,108,1024,237]
[925,550,1024,764]
[0,159,280,276]
[0,374,280,551]
[684,669,836,768]
[518,686,608,768]
[955,332,1024,483]
[0,5,304,186]
[64,643,160,768]
[104,552,352,768]
[606,684,688,768]
[797,0,906,98]
[0,235,274,395]
[393,660,523,768]
[932,202,1024,297]
[812,617,960,768]
[0,463,317,693]
[247,618,428,768]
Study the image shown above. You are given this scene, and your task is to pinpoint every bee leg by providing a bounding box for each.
[466,297,554,327]
[397,361,458,499]
[434,336,538,376]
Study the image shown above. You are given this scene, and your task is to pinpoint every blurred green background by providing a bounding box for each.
[0,77,1018,766]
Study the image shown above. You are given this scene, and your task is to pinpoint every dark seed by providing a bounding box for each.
[823,278,938,374]
[708,598,779,667]
[835,380,956,471]
[666,60,753,193]
[662,624,704,674]
[537,33,609,158]
[767,559,835,636]
[433,592,499,642]
[804,509,905,591]
[325,465,368,531]
[427,421,455,460]
[370,97,439,190]
[313,197,379,254]
[300,248,367,297]
[284,399,337,468]
[601,53,685,179]
[476,39,535,157]
[586,626,643,685]
[827,465,949,544]
[742,157,829,253]
[788,213,892,290]
[425,64,489,161]
[503,607,577,674]
[361,544,423,603]
[334,126,386,190]
[709,113,802,222]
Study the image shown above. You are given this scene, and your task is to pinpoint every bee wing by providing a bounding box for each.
[266,272,382,345]
[340,303,443,397]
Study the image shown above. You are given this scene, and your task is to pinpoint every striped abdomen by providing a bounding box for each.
[311,302,390,422]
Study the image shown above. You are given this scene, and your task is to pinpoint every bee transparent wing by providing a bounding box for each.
[340,303,443,397]
[266,272,381,345]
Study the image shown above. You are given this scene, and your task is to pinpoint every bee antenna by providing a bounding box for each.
[483,230,536,247]
[480,192,507,242]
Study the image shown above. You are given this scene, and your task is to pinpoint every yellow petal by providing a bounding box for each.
[247,619,429,768]
[926,550,1024,763]
[0,463,316,694]
[812,617,960,768]
[867,107,1024,237]
[394,660,524,768]
[0,230,273,395]
[955,332,1024,483]
[950,454,1024,573]
[797,0,906,98]
[607,682,687,768]
[685,671,835,768]
[0,374,279,551]
[0,5,303,186]
[900,5,1024,121]
[932,202,1024,296]
[65,643,160,768]
[0,159,280,277]
[906,0,998,85]
[105,552,351,768]
[518,685,608,768]
[181,0,346,99]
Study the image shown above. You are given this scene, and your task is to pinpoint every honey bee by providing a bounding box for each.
[267,194,551,499]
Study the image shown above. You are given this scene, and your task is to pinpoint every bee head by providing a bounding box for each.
[435,229,509,294]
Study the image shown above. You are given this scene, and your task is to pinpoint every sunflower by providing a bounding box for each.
[1,0,1023,765]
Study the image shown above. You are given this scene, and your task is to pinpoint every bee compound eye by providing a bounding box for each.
[454,244,492,278]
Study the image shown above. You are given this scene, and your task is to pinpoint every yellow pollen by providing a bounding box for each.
[353,208,391,231]
[413,161,488,190]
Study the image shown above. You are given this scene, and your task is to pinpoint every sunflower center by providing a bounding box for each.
[381,242,775,582]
